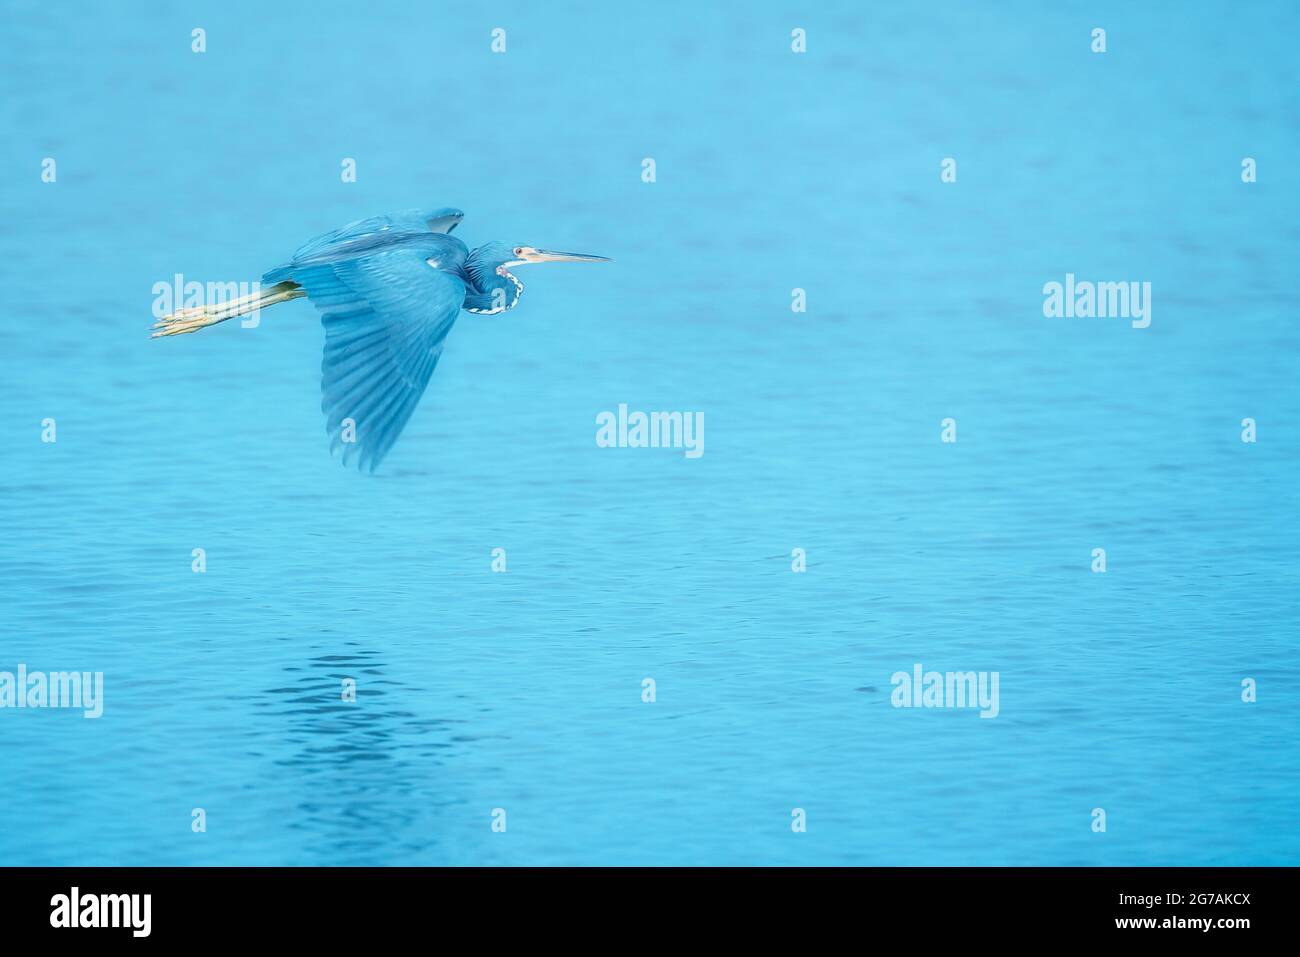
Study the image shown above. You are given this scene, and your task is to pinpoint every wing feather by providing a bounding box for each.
[286,240,467,470]
[289,207,464,261]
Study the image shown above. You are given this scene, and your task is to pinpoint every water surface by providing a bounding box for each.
[1,1,1297,865]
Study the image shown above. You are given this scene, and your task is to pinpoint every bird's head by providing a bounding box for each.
[479,241,611,273]
[464,241,611,315]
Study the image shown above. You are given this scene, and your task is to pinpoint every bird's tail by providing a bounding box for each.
[150,281,305,338]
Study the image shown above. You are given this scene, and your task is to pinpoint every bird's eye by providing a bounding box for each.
[513,247,523,256]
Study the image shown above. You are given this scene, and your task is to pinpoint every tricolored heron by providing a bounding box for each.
[152,207,609,470]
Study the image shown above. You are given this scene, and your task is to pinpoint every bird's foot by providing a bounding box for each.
[150,306,215,338]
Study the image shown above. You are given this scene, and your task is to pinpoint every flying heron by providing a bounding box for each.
[152,206,609,470]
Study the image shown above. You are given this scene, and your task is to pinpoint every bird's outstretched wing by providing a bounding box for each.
[288,206,464,263]
[288,240,467,471]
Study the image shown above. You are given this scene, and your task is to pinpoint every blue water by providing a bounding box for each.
[2,1,1298,865]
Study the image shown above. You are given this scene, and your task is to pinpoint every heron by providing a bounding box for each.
[151,206,609,471]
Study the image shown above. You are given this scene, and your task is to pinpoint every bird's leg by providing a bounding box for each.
[151,281,304,337]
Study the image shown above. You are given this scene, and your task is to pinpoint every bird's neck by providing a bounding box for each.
[463,270,524,315]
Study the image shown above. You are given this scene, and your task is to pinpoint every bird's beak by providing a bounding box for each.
[520,247,611,264]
